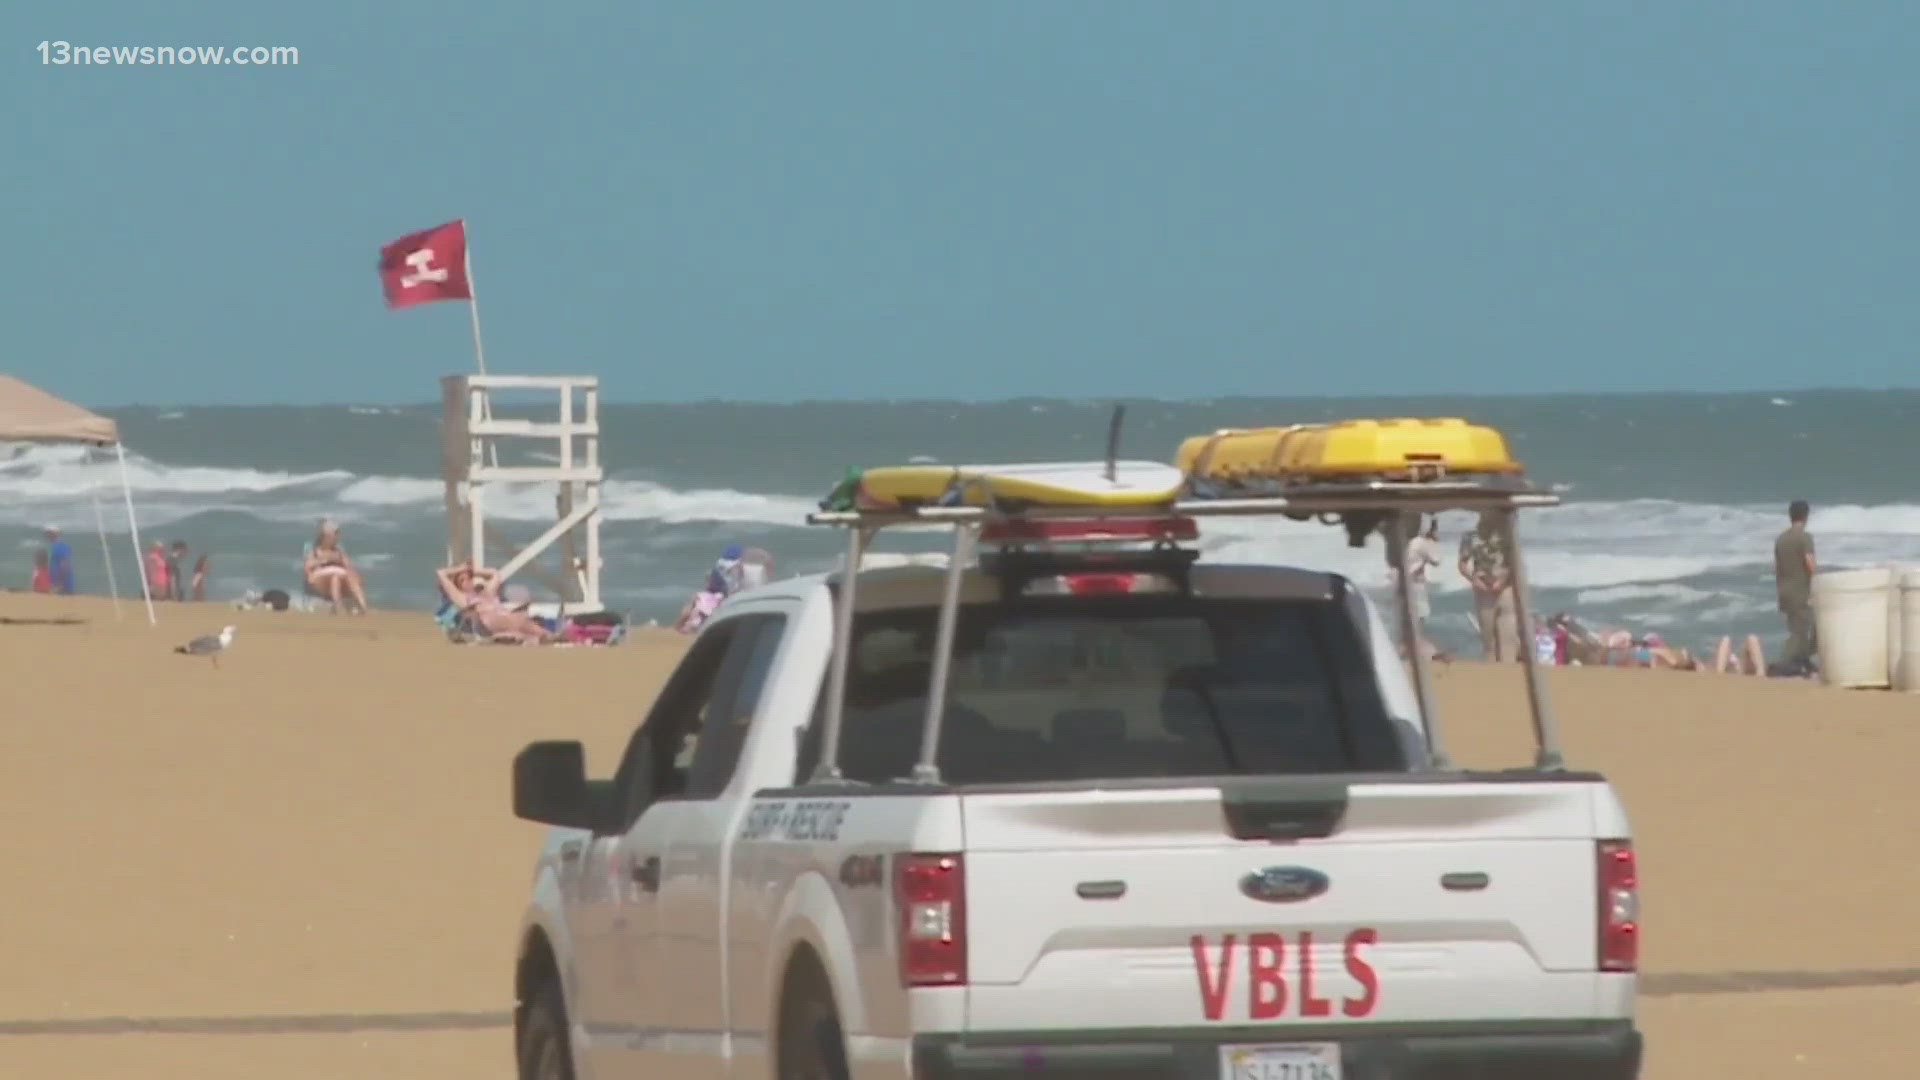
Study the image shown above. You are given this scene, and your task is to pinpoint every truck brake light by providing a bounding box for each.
[896,853,967,986]
[1063,572,1138,594]
[1596,839,1638,972]
[1021,572,1181,596]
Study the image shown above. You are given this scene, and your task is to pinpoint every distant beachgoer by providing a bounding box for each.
[435,562,556,644]
[1528,615,1559,666]
[44,526,75,595]
[1624,631,1698,670]
[708,544,747,596]
[1457,512,1518,661]
[674,544,748,635]
[1393,516,1443,659]
[145,541,173,601]
[189,553,209,601]
[1710,634,1767,675]
[739,547,774,591]
[30,550,51,593]
[1773,500,1816,672]
[165,541,190,601]
[304,519,369,615]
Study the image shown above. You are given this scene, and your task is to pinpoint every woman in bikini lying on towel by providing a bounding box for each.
[435,562,557,645]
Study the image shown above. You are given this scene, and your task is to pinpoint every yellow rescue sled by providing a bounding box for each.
[1175,417,1523,487]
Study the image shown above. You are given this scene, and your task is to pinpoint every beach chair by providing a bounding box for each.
[435,599,486,643]
[295,542,338,610]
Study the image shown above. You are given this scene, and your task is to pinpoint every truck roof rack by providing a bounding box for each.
[804,417,1566,788]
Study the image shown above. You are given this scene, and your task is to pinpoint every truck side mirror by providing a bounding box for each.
[513,741,601,829]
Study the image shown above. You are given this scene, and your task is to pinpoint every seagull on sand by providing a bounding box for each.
[174,625,236,667]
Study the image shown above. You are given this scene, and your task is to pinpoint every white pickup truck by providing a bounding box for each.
[511,487,1643,1080]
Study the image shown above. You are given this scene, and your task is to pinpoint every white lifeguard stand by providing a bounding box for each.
[440,374,604,617]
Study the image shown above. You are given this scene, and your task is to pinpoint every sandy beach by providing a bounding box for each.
[2,590,1916,1078]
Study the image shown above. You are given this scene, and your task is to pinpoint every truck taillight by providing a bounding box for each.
[1023,572,1180,596]
[896,853,967,986]
[1063,572,1137,595]
[1596,839,1638,972]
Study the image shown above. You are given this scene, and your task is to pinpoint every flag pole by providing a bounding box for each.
[461,220,501,558]
[461,219,488,376]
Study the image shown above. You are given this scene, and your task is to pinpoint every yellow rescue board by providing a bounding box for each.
[854,460,1186,510]
[1176,417,1522,482]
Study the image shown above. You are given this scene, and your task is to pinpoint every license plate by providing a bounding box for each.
[1219,1042,1341,1080]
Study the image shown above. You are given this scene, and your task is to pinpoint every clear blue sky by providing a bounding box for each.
[8,2,1915,405]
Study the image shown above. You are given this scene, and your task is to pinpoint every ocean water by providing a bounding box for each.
[5,391,1918,658]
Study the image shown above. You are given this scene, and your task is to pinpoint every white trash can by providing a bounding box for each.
[1894,569,1920,693]
[1813,567,1896,689]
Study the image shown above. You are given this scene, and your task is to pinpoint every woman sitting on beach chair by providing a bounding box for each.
[303,520,369,614]
[435,562,557,645]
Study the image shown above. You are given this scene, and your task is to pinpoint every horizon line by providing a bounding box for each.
[83,386,1907,411]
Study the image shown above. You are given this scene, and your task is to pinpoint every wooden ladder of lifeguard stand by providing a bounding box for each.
[439,374,605,618]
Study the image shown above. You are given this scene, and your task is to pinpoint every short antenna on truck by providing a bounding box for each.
[1104,403,1126,483]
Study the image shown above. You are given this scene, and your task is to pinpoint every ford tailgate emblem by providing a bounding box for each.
[1241,866,1329,903]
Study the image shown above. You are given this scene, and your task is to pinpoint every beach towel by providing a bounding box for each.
[436,600,628,647]
[676,590,724,634]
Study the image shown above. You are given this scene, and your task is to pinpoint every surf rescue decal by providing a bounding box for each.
[1190,930,1380,1021]
[739,799,852,843]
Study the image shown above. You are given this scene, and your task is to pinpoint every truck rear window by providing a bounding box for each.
[808,595,1409,786]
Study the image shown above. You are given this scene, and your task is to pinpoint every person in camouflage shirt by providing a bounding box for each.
[1457,511,1518,661]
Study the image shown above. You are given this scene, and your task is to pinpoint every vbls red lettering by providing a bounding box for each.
[1190,934,1236,1021]
[1342,928,1379,1018]
[1247,932,1288,1019]
[1191,928,1382,1021]
[1298,931,1333,1017]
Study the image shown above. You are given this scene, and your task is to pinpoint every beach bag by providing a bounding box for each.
[818,467,864,511]
[1766,657,1816,679]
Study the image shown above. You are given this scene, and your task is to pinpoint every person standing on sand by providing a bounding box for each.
[44,526,75,595]
[739,547,774,591]
[1773,499,1817,671]
[164,541,187,601]
[145,541,172,602]
[1395,516,1443,659]
[1458,512,1518,661]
